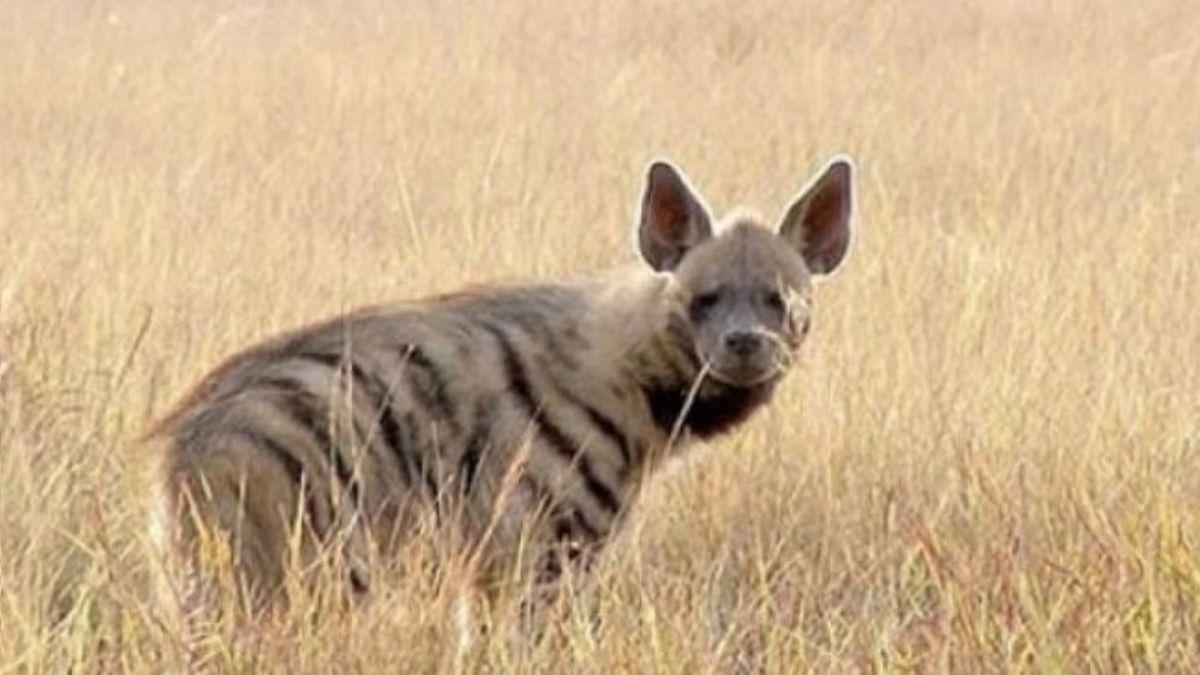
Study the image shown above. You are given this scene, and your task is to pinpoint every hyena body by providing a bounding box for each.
[150,156,855,614]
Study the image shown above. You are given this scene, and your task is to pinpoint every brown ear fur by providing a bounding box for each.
[637,161,713,271]
[778,157,855,276]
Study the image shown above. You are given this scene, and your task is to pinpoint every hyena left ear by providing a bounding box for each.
[778,156,855,276]
[636,160,714,272]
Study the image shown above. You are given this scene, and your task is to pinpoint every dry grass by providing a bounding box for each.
[2,0,1199,671]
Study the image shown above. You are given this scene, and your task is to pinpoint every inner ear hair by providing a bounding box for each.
[778,156,854,276]
[636,160,713,272]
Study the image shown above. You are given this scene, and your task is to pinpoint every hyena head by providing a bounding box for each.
[636,157,854,388]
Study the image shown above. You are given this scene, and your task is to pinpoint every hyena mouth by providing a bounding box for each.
[697,338,794,388]
[705,360,786,388]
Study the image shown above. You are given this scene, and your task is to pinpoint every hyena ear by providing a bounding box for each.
[778,156,855,276]
[636,160,714,272]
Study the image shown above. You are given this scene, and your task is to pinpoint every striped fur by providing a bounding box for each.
[149,156,856,615]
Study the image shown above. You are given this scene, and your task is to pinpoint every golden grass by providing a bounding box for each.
[2,0,1199,671]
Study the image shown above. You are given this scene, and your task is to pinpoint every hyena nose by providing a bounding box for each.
[723,331,764,357]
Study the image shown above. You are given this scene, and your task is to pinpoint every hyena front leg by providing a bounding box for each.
[522,538,606,636]
[480,494,609,646]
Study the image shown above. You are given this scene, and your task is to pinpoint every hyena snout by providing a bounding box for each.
[722,330,765,358]
[707,326,790,387]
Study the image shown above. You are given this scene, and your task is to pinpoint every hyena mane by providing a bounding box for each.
[148,156,856,619]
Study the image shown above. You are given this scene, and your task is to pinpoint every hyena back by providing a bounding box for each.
[150,156,856,612]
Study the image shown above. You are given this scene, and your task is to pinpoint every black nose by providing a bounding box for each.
[723,331,764,357]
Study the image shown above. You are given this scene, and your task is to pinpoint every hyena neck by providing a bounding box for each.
[595,273,779,450]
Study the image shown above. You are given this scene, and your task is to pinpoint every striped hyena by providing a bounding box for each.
[149,156,855,618]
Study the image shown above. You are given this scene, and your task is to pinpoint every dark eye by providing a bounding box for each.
[764,290,787,313]
[689,291,720,318]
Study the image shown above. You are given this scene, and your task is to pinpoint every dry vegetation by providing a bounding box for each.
[2,0,1199,671]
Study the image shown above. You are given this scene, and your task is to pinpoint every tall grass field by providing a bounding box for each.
[1,0,1198,671]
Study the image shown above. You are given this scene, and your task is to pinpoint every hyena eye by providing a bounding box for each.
[689,291,720,319]
[763,290,787,313]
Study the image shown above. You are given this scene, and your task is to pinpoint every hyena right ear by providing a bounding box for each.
[636,160,713,272]
[778,156,855,276]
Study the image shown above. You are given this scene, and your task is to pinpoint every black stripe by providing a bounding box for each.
[486,324,538,415]
[519,474,553,503]
[572,508,601,540]
[516,314,581,371]
[349,569,369,595]
[485,324,621,515]
[300,351,373,395]
[541,332,580,371]
[235,430,328,541]
[546,380,632,467]
[552,517,574,541]
[374,400,409,481]
[458,436,483,492]
[246,430,305,484]
[560,322,589,349]
[554,508,601,542]
[299,353,439,501]
[400,345,459,430]
[402,412,441,497]
[549,512,599,579]
[520,477,601,541]
[271,388,359,505]
[317,358,417,495]
[351,368,420,495]
[537,550,563,584]
[457,401,491,494]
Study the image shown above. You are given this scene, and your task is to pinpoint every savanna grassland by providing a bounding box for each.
[2,0,1199,672]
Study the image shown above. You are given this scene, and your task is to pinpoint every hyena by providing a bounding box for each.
[149,156,855,622]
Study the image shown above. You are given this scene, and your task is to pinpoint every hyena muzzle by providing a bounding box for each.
[148,155,856,618]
